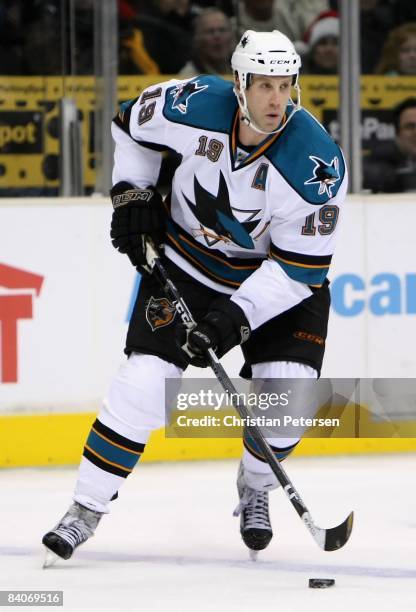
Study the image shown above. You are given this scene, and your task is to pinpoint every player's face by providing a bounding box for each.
[245,75,293,133]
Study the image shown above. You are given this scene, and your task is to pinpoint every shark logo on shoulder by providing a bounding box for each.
[171,80,208,114]
[304,156,340,197]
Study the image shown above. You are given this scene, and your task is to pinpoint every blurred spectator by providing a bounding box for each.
[119,20,161,73]
[363,98,416,193]
[0,1,24,74]
[119,0,138,20]
[303,11,339,74]
[21,1,64,75]
[375,22,416,75]
[360,0,396,74]
[22,0,94,75]
[232,0,329,46]
[179,8,234,76]
[193,0,235,16]
[391,0,416,26]
[119,0,196,74]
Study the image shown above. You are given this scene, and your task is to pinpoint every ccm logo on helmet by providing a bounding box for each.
[270,60,291,64]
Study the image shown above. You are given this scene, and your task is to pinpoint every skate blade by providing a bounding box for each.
[43,548,59,569]
[249,549,259,562]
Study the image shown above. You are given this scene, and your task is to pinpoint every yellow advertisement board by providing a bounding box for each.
[0,76,415,190]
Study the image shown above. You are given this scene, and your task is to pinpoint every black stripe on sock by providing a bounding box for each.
[243,438,300,462]
[83,446,131,478]
[92,419,146,453]
[269,441,300,454]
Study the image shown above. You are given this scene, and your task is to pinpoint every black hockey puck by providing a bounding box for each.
[308,578,335,588]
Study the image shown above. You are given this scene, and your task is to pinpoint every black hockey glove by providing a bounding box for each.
[176,297,251,368]
[110,181,166,272]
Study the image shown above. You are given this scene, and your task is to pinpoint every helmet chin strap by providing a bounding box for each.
[234,82,302,136]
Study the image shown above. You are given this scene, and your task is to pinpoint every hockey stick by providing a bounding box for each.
[145,239,353,551]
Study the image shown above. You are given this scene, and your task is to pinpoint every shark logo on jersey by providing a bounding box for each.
[304,156,340,197]
[182,171,264,249]
[171,80,208,114]
[145,296,176,331]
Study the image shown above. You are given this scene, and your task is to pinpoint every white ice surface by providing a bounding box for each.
[1,455,416,612]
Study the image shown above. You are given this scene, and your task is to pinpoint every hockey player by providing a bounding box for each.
[42,29,347,564]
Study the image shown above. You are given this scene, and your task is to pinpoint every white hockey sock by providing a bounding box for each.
[241,360,317,491]
[74,353,183,513]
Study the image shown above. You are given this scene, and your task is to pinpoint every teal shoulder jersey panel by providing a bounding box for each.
[162,75,237,133]
[267,109,346,205]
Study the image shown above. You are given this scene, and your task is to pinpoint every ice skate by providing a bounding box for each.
[233,462,273,556]
[42,502,102,566]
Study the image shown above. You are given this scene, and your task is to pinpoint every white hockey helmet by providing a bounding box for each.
[231,30,302,135]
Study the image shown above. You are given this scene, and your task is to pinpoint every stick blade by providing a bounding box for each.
[324,511,354,551]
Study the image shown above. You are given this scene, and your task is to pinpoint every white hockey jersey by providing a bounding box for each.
[112,75,347,331]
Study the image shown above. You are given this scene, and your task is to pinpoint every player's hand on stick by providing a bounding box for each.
[110,181,165,273]
[176,297,251,368]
